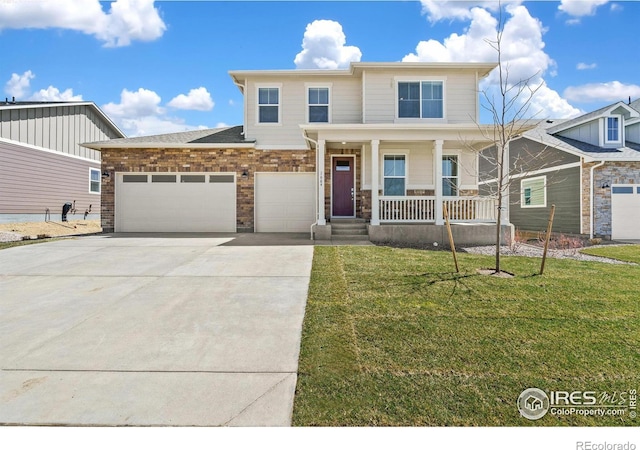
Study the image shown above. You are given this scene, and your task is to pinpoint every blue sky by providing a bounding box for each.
[1,0,639,137]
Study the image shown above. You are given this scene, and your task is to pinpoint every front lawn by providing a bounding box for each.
[581,245,640,264]
[293,246,640,426]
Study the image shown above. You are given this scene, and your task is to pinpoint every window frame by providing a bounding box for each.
[89,168,101,194]
[256,84,282,125]
[442,155,459,197]
[395,77,446,121]
[382,154,407,196]
[520,175,547,208]
[306,84,332,124]
[605,115,622,144]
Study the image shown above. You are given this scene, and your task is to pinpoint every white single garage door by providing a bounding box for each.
[611,184,640,239]
[255,172,316,232]
[116,173,236,232]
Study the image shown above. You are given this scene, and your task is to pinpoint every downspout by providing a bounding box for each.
[303,131,319,240]
[589,160,605,239]
[231,77,247,138]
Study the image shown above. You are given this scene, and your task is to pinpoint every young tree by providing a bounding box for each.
[476,14,545,274]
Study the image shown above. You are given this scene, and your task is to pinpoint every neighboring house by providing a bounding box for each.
[85,62,508,244]
[480,99,640,240]
[0,100,125,223]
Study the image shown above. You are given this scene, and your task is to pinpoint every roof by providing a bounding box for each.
[546,101,639,134]
[522,121,640,162]
[0,100,126,138]
[229,61,498,91]
[82,125,254,150]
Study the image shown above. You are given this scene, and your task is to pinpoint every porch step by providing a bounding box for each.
[330,219,369,241]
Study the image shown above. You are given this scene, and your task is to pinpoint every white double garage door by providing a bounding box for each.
[611,184,640,240]
[115,172,315,233]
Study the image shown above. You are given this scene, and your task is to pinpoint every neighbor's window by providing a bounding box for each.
[90,168,101,194]
[398,81,444,119]
[442,155,458,196]
[258,87,279,123]
[606,116,620,143]
[521,176,546,208]
[383,155,406,196]
[308,87,329,123]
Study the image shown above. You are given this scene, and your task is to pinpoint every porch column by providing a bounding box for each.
[370,139,380,226]
[433,139,444,225]
[317,139,326,225]
[499,142,510,225]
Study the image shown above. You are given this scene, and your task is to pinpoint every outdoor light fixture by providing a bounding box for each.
[101,171,110,178]
[241,169,249,179]
[601,182,610,188]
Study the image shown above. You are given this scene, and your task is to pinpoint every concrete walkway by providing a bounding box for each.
[0,234,314,426]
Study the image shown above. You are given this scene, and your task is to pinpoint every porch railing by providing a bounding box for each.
[379,196,497,223]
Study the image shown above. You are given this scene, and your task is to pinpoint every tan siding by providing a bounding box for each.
[0,140,100,215]
[364,69,478,124]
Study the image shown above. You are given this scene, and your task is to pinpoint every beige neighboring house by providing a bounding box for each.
[85,62,508,244]
[0,100,125,223]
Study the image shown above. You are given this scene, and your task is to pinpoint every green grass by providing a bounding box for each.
[0,239,58,250]
[293,246,640,426]
[581,245,640,264]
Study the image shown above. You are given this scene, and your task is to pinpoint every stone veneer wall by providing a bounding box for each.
[100,147,314,232]
[590,161,640,238]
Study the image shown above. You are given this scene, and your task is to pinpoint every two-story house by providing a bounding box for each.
[86,62,507,244]
[479,99,640,240]
[0,100,124,223]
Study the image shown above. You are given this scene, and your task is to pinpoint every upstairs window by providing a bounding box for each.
[398,81,444,119]
[606,116,620,143]
[258,87,279,123]
[308,87,329,123]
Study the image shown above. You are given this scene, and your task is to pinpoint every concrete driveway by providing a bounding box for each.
[0,234,314,426]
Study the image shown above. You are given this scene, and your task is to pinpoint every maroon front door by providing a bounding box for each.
[332,157,354,217]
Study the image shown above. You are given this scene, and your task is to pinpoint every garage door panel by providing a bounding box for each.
[611,184,640,240]
[255,173,315,233]
[116,173,236,232]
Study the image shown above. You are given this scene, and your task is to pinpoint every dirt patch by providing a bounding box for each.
[476,268,515,278]
[0,220,102,239]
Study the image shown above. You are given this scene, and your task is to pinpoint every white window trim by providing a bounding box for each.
[394,76,447,122]
[305,83,332,124]
[89,167,101,194]
[520,175,547,208]
[381,152,408,196]
[605,115,622,144]
[442,154,460,197]
[256,83,282,126]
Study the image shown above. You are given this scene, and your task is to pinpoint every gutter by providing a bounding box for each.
[589,160,606,239]
[302,131,319,241]
[231,78,248,140]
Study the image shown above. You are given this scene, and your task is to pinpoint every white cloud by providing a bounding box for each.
[564,81,640,103]
[30,86,83,102]
[404,5,580,119]
[102,87,214,137]
[168,87,214,111]
[0,0,166,47]
[610,3,622,12]
[294,20,362,69]
[558,0,609,17]
[576,62,597,70]
[419,0,522,22]
[102,88,164,118]
[4,70,35,98]
[215,122,229,129]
